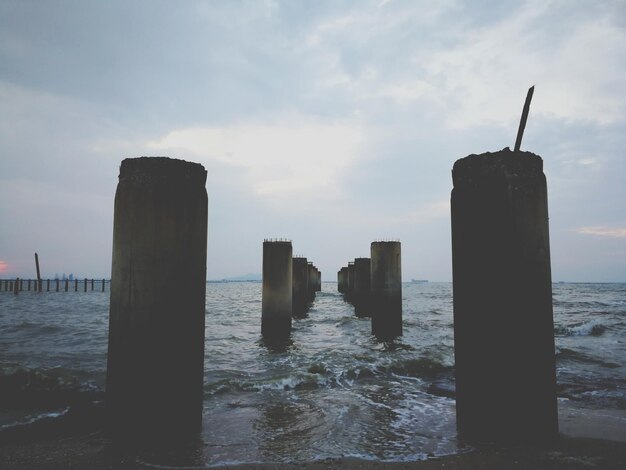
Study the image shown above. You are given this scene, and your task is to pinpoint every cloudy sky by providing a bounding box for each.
[1,0,624,282]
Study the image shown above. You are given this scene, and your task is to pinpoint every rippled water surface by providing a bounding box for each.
[1,281,625,464]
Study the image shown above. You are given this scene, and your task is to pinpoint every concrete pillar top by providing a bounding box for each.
[120,157,207,187]
[452,147,542,187]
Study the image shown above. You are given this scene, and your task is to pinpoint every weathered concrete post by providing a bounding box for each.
[451,148,557,443]
[292,257,309,318]
[337,269,344,293]
[262,240,293,338]
[370,241,402,340]
[316,268,321,291]
[345,262,355,301]
[353,258,371,317]
[307,262,316,302]
[107,157,208,439]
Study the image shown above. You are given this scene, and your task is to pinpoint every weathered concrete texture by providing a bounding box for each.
[315,268,321,292]
[451,147,557,443]
[262,241,293,338]
[370,242,402,340]
[107,157,208,440]
[353,258,371,317]
[292,257,309,318]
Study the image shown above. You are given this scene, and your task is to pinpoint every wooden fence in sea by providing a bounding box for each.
[0,278,110,293]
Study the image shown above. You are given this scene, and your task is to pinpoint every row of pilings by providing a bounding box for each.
[105,147,558,446]
[1,278,108,293]
[261,240,321,339]
[338,241,402,340]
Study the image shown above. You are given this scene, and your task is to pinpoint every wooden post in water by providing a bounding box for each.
[74,279,78,292]
[20,279,23,291]
[35,253,42,293]
[14,278,19,295]
[91,279,94,291]
[107,157,208,440]
[27,279,31,291]
[451,147,557,443]
[102,278,105,292]
[56,279,60,292]
[47,279,50,291]
[84,278,87,292]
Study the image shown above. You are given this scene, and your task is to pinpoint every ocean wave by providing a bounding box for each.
[555,319,607,337]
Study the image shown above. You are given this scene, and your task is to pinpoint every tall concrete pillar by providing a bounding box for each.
[346,262,355,301]
[292,257,309,318]
[353,258,371,317]
[262,240,292,337]
[451,148,557,443]
[370,242,402,340]
[337,269,344,293]
[307,262,316,302]
[106,157,208,439]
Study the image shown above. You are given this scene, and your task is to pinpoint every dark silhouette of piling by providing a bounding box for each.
[46,279,50,291]
[262,240,293,338]
[102,278,105,292]
[337,267,348,293]
[307,262,316,302]
[74,279,78,292]
[107,157,208,440]
[370,241,402,340]
[353,258,371,317]
[35,253,42,293]
[292,257,309,317]
[13,278,19,295]
[64,279,68,292]
[345,262,355,301]
[84,278,87,292]
[451,147,557,443]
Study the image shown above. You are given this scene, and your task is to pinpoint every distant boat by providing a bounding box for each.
[411,279,428,283]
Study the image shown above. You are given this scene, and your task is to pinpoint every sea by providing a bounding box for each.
[1,281,625,465]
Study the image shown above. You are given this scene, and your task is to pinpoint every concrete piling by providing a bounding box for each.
[345,262,355,302]
[106,157,208,439]
[353,258,371,317]
[337,268,346,293]
[262,240,293,338]
[307,262,316,302]
[370,241,402,340]
[451,148,557,443]
[65,279,68,292]
[292,257,309,318]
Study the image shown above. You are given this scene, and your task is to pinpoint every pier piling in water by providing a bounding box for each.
[353,258,371,317]
[292,257,309,318]
[107,157,208,439]
[451,147,557,443]
[370,241,402,340]
[262,240,293,339]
